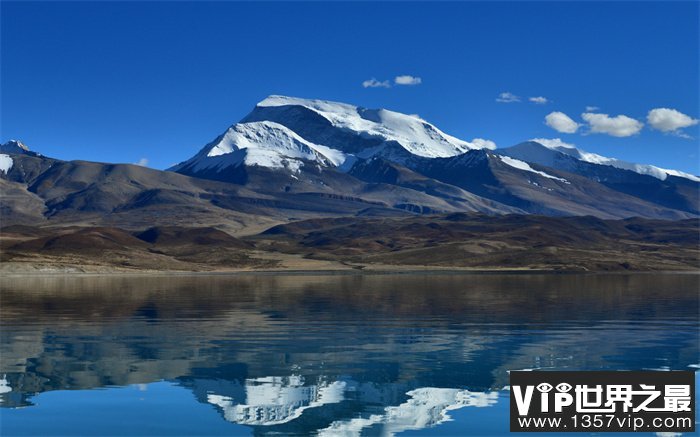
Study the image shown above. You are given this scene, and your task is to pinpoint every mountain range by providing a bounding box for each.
[1,96,698,271]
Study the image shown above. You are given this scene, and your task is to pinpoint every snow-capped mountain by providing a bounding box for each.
[499,139,699,214]
[0,139,39,157]
[171,95,495,177]
[172,96,697,192]
[162,96,699,219]
[403,149,696,219]
[3,97,698,226]
[501,138,699,182]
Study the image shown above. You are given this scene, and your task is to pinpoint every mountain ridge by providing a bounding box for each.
[1,95,699,234]
[2,93,699,273]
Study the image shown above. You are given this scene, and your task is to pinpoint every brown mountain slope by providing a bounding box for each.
[255,214,700,271]
[2,215,696,272]
[0,152,518,235]
[411,150,696,220]
[1,225,274,272]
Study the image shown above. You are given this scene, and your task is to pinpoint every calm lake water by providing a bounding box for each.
[0,274,698,436]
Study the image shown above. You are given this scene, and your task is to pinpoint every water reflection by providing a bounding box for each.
[207,375,346,426]
[202,373,498,432]
[0,274,697,435]
[317,386,499,436]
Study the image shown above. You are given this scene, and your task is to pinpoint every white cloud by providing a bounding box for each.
[647,108,698,136]
[582,112,643,137]
[585,106,600,112]
[530,137,576,149]
[672,131,693,139]
[134,158,149,167]
[544,111,580,134]
[470,138,497,149]
[362,78,391,88]
[529,96,548,104]
[496,92,520,103]
[394,75,422,86]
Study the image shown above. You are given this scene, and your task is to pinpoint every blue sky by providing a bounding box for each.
[2,1,699,173]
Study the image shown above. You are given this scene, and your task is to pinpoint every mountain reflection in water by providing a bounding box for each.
[0,274,698,436]
[204,373,497,431]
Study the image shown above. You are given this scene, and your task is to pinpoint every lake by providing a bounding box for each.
[0,273,698,436]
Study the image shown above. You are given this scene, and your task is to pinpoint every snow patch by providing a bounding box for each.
[0,154,13,174]
[499,155,569,183]
[661,168,700,183]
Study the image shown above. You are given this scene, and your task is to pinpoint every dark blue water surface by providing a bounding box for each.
[0,274,698,436]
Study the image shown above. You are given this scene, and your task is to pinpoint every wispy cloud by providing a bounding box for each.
[134,158,149,167]
[394,75,422,86]
[582,112,643,137]
[363,75,422,88]
[647,108,698,138]
[544,111,580,134]
[585,106,600,112]
[529,96,548,104]
[362,78,391,88]
[672,131,693,139]
[496,92,520,103]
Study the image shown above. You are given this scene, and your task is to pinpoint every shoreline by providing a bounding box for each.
[1,267,698,278]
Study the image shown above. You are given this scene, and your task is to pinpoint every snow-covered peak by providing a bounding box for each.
[173,95,497,177]
[503,139,700,182]
[0,140,33,155]
[171,121,349,174]
[253,95,495,158]
[4,140,29,150]
[258,95,426,124]
[258,95,365,116]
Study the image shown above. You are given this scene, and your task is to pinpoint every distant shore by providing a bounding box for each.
[1,262,698,278]
[3,215,698,275]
